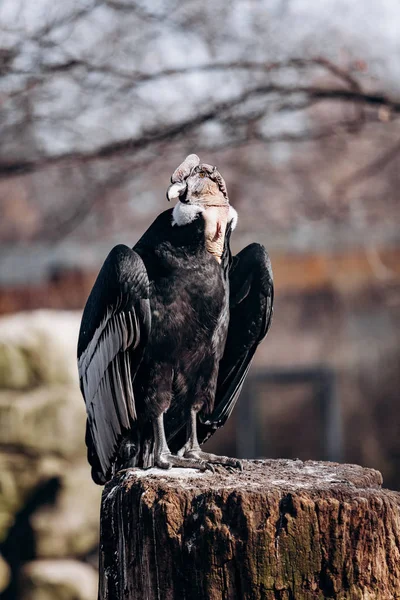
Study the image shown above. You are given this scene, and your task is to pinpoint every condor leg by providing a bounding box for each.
[153,414,211,471]
[181,408,243,470]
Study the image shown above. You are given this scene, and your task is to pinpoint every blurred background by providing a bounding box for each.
[0,0,399,598]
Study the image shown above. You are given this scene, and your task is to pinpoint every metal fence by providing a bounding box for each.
[236,366,342,463]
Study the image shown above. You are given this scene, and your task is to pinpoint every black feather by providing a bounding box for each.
[77,245,150,483]
[197,243,274,444]
[78,209,274,483]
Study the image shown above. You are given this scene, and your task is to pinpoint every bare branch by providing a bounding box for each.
[31,1,104,41]
[0,79,399,179]
[336,138,400,197]
[8,56,370,85]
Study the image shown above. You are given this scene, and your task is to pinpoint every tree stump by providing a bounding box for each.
[99,459,400,600]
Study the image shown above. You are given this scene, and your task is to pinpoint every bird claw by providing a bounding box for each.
[155,455,173,470]
[221,461,243,474]
[183,450,243,472]
[155,453,211,472]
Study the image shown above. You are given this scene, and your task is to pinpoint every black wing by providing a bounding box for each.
[197,242,273,443]
[77,244,151,484]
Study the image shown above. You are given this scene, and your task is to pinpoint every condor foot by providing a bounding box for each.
[155,453,213,472]
[183,450,243,471]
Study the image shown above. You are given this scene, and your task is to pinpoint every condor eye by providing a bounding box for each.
[199,172,206,178]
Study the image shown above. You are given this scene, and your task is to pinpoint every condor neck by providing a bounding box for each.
[170,202,238,264]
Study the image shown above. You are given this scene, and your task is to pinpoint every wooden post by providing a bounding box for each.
[98,459,400,600]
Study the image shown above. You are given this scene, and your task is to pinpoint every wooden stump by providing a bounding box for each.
[99,460,400,600]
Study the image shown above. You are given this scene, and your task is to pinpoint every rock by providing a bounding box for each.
[0,385,86,459]
[0,553,11,593]
[0,452,64,543]
[19,559,97,600]
[0,310,100,596]
[99,459,400,600]
[30,462,101,559]
[0,342,32,389]
[0,310,80,389]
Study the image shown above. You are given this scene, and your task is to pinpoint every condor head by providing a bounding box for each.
[166,154,229,209]
[167,154,237,261]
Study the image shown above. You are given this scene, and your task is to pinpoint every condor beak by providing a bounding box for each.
[166,181,187,201]
[167,153,200,201]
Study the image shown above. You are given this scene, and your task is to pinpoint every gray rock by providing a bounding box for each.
[0,310,81,389]
[0,553,10,593]
[0,385,86,459]
[0,452,64,543]
[30,462,101,559]
[19,560,97,600]
[0,310,101,592]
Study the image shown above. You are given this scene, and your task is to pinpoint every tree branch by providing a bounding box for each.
[0,81,398,179]
[336,138,400,197]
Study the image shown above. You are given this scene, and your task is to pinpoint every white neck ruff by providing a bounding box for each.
[172,203,238,230]
[171,203,204,226]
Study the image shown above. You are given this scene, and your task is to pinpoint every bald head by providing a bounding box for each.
[166,154,229,205]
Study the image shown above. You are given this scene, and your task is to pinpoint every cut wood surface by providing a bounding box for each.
[99,459,400,600]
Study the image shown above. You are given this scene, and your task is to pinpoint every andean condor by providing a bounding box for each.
[77,154,274,484]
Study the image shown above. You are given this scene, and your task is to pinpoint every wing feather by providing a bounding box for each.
[77,245,150,483]
[198,243,273,443]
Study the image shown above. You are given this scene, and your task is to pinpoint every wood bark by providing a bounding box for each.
[98,459,400,600]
